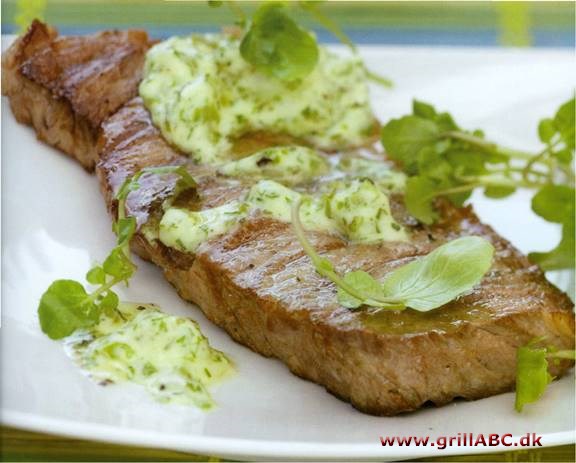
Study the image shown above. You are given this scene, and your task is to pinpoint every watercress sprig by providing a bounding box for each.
[515,339,576,412]
[213,1,392,86]
[297,1,393,88]
[38,166,197,340]
[240,3,319,82]
[381,97,575,270]
[291,199,494,311]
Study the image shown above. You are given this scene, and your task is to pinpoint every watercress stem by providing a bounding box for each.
[443,131,536,161]
[88,276,123,302]
[366,68,394,88]
[290,200,402,308]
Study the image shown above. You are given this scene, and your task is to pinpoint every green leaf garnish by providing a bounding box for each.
[381,97,575,269]
[86,266,106,285]
[515,340,575,412]
[38,280,99,340]
[337,271,390,309]
[554,97,575,151]
[103,247,136,282]
[291,200,494,311]
[98,290,120,313]
[404,176,439,225]
[115,217,137,248]
[528,185,575,271]
[529,219,575,271]
[240,3,319,82]
[38,166,197,340]
[530,184,574,224]
[380,236,494,311]
[381,115,440,174]
[515,344,553,412]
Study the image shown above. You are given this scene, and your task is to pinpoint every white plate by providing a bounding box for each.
[1,39,575,461]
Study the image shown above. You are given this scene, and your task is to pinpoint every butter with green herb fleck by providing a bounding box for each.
[67,303,234,410]
[323,179,407,243]
[139,35,374,165]
[159,201,247,252]
[218,146,330,185]
[245,180,335,232]
[337,157,406,192]
[158,178,407,253]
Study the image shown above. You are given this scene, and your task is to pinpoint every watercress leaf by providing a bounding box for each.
[103,247,136,281]
[98,290,119,313]
[336,270,389,309]
[531,185,574,224]
[417,147,452,181]
[553,97,575,150]
[446,149,487,177]
[412,100,436,119]
[445,188,473,208]
[380,236,494,311]
[381,116,440,173]
[515,345,553,412]
[484,185,516,199]
[404,176,439,225]
[38,280,99,339]
[240,3,319,82]
[116,216,137,247]
[537,118,556,144]
[552,148,573,165]
[86,266,106,285]
[435,112,460,132]
[529,219,575,270]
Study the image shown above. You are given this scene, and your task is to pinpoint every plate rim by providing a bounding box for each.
[3,410,575,461]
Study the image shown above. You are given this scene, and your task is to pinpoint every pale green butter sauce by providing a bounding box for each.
[66,303,234,409]
[139,34,375,165]
[160,175,407,253]
[141,34,409,250]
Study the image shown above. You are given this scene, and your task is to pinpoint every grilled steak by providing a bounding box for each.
[3,23,574,415]
[1,20,151,170]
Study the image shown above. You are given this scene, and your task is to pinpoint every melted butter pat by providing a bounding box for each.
[324,179,407,243]
[159,201,246,252]
[245,180,334,232]
[158,178,407,253]
[337,157,406,192]
[67,304,234,410]
[139,35,375,165]
[218,146,329,185]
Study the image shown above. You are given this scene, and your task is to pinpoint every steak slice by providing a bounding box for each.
[3,25,574,415]
[1,20,151,170]
[97,100,575,415]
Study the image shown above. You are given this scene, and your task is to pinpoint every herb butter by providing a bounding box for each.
[337,157,406,192]
[139,35,375,165]
[245,180,335,232]
[158,178,407,253]
[218,146,329,185]
[68,303,234,410]
[323,179,407,243]
[159,201,246,252]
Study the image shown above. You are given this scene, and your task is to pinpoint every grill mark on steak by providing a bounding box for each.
[2,23,574,415]
[2,20,151,170]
